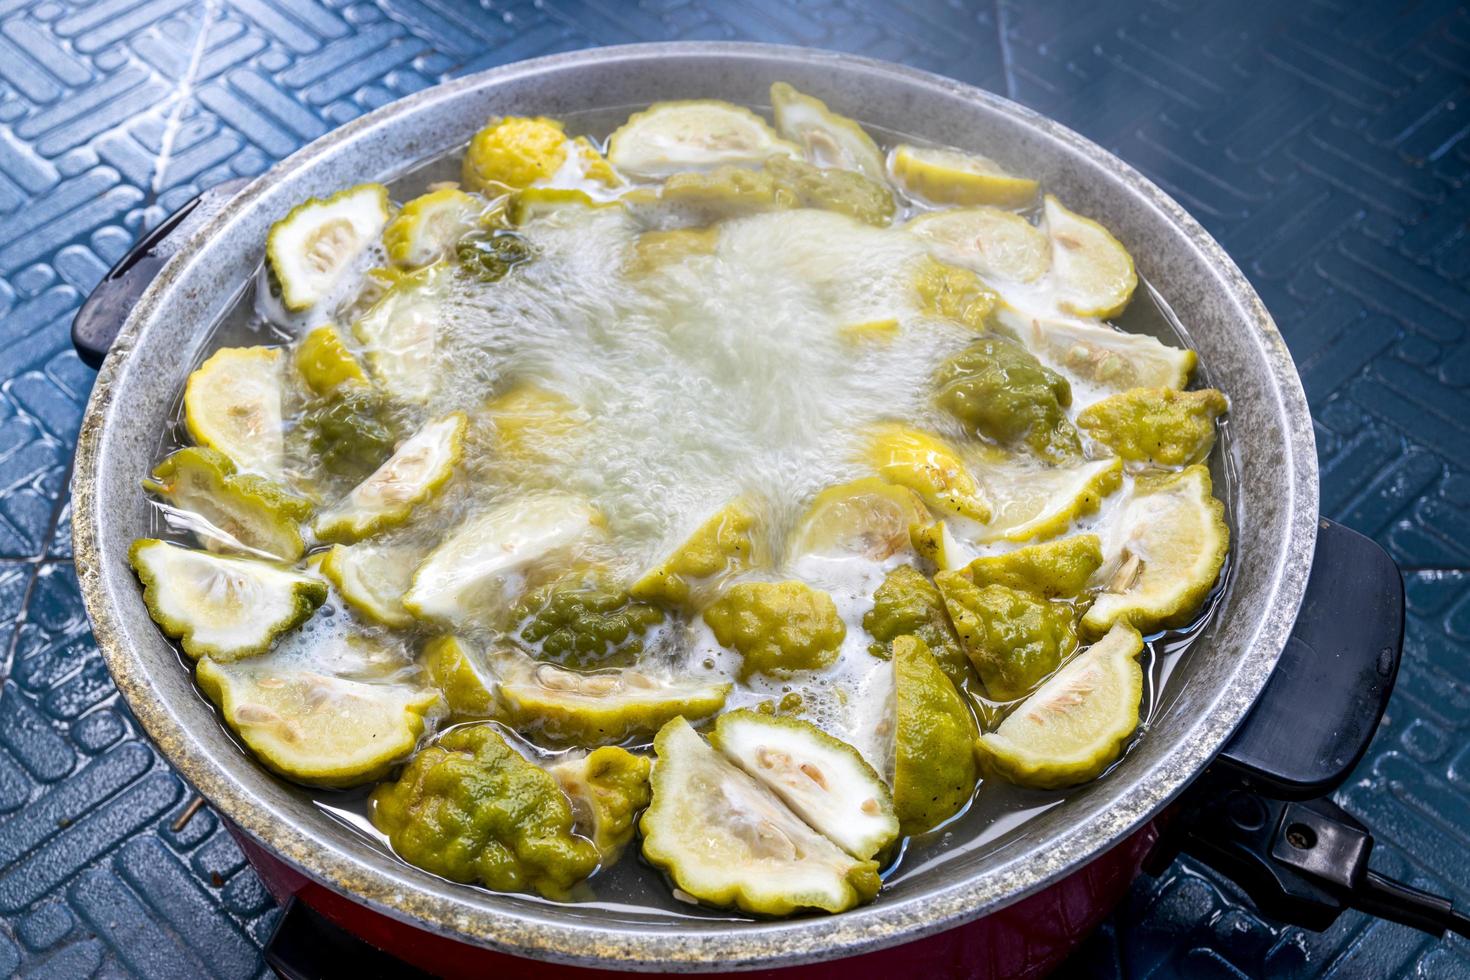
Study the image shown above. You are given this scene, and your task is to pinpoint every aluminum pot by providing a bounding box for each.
[71,42,1414,977]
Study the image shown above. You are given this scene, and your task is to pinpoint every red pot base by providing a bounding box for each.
[232,822,1158,979]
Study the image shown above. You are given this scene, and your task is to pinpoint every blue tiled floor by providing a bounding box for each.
[0,1,1468,977]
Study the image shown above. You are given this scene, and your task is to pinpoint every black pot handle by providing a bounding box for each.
[1160,519,1469,940]
[71,177,251,369]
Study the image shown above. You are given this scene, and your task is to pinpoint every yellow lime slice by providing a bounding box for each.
[999,306,1196,396]
[352,263,452,404]
[890,144,1038,208]
[769,82,887,181]
[266,183,390,311]
[130,539,325,661]
[1043,195,1138,319]
[383,188,482,268]
[143,447,310,560]
[295,324,367,397]
[184,346,284,479]
[496,654,729,745]
[837,317,901,344]
[908,207,1051,283]
[606,100,798,179]
[313,411,466,543]
[973,453,1124,543]
[640,716,881,915]
[402,491,606,626]
[1082,465,1229,636]
[318,540,421,628]
[974,621,1144,789]
[419,635,497,719]
[787,478,930,562]
[712,709,898,860]
[570,135,621,188]
[863,423,991,524]
[196,643,440,789]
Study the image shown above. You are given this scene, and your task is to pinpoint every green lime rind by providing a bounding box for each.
[892,634,979,836]
[370,723,600,898]
[313,411,466,544]
[935,535,1103,701]
[548,746,651,863]
[640,716,881,915]
[702,580,846,680]
[420,635,498,720]
[863,565,974,692]
[130,538,325,662]
[266,183,390,311]
[712,709,899,861]
[974,622,1144,790]
[143,447,310,561]
[1076,387,1229,467]
[769,82,887,181]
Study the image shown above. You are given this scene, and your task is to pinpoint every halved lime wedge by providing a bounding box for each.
[144,447,310,560]
[974,622,1144,789]
[313,411,466,543]
[497,655,729,745]
[352,263,452,404]
[130,539,325,661]
[713,709,898,860]
[548,746,651,863]
[973,453,1123,543]
[197,642,439,788]
[630,498,767,609]
[769,82,886,181]
[383,188,482,268]
[1082,465,1229,636]
[892,634,978,835]
[402,492,606,626]
[999,306,1196,396]
[183,347,284,479]
[266,183,389,311]
[1043,195,1138,319]
[419,635,497,718]
[606,100,798,179]
[787,478,929,562]
[890,144,1038,208]
[295,324,367,397]
[863,423,991,524]
[908,207,1050,283]
[640,716,881,915]
[318,540,421,628]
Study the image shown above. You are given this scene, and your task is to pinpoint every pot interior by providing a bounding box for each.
[75,43,1316,969]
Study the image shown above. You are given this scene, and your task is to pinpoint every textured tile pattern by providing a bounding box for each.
[0,0,1467,976]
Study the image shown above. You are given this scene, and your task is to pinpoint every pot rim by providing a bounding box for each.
[72,41,1318,971]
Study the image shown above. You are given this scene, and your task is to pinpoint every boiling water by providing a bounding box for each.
[148,109,1238,919]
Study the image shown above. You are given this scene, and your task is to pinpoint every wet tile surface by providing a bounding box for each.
[0,0,1467,976]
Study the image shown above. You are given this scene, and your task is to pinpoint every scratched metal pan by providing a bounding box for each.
[72,42,1320,972]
